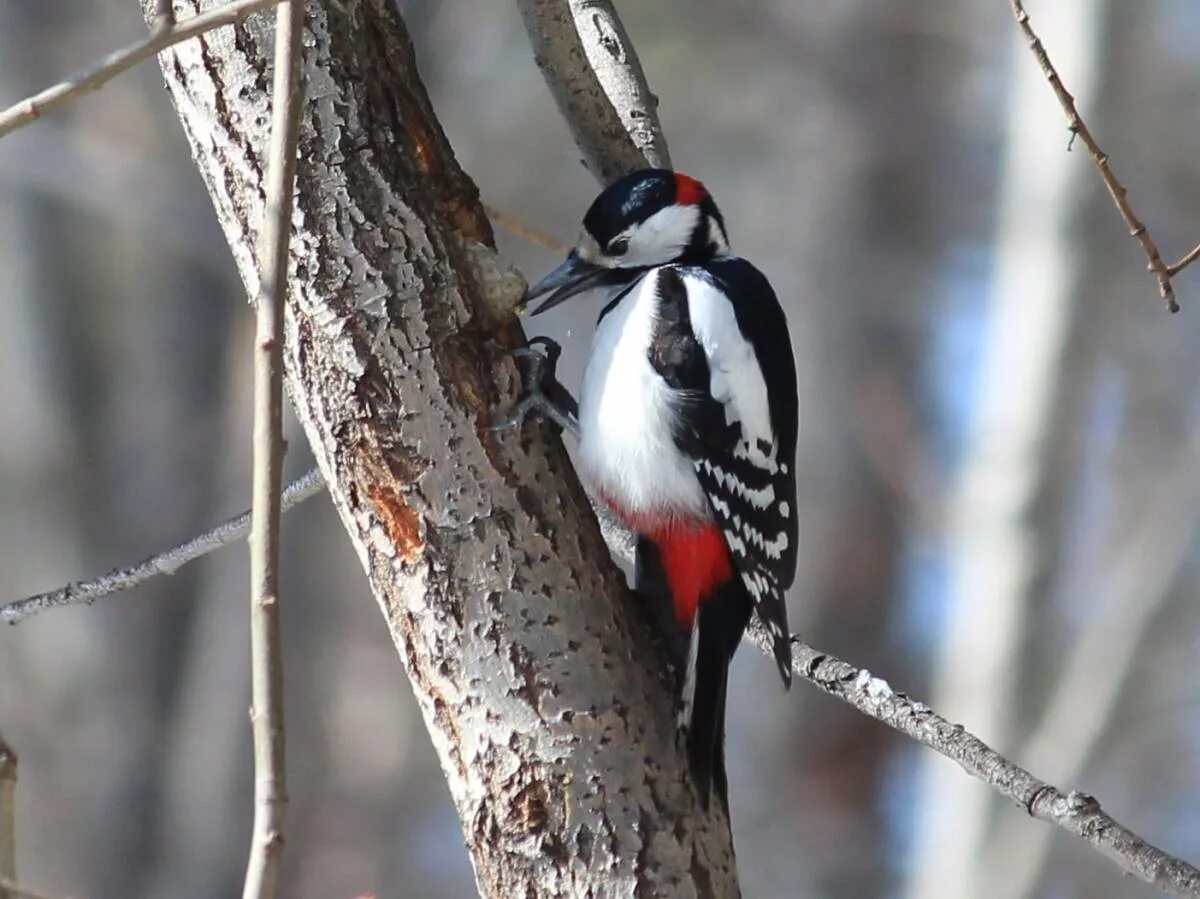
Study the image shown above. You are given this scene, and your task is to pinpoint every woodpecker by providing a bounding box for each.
[520,169,797,807]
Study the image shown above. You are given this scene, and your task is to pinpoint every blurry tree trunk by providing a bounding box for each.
[906,2,1104,896]
[984,4,1200,894]
[746,6,978,894]
[142,1,738,895]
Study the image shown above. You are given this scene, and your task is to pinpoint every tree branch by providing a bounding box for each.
[0,202,554,627]
[9,457,1199,893]
[744,629,1200,896]
[483,204,569,254]
[144,0,738,893]
[516,0,670,183]
[0,0,283,140]
[1009,0,1197,313]
[152,0,177,34]
[241,1,304,896]
[0,468,323,625]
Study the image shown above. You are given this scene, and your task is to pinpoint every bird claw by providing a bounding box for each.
[491,337,580,438]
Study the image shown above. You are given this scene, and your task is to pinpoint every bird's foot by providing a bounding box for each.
[491,336,580,439]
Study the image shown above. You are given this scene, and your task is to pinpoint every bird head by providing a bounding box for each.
[525,169,729,315]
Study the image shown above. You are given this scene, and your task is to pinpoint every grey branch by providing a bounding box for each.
[0,468,324,625]
[516,0,670,183]
[739,623,1200,897]
[1009,0,1191,313]
[7,453,1200,894]
[240,0,304,895]
[0,0,283,140]
[152,0,176,33]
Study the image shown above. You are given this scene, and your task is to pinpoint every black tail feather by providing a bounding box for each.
[635,538,755,809]
[685,580,752,810]
[633,539,691,678]
[686,631,730,809]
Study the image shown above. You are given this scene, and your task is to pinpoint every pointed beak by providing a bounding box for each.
[523,251,610,315]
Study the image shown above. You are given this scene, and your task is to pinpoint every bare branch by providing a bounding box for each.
[0,468,323,625]
[0,201,560,626]
[241,1,305,895]
[1167,241,1200,278]
[516,0,670,183]
[0,0,282,140]
[744,627,1200,896]
[6,447,1198,893]
[151,0,176,34]
[0,734,14,899]
[1009,0,1189,313]
[483,204,569,254]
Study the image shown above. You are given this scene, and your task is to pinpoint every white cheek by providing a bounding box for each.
[624,205,700,266]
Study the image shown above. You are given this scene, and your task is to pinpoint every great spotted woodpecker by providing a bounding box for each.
[518,169,797,807]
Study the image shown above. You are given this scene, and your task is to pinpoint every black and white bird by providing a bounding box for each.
[519,169,798,807]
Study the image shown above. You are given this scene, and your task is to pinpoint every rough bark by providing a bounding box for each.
[142,1,736,896]
[517,0,670,182]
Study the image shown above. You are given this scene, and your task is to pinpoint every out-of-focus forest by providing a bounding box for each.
[2,1,1199,897]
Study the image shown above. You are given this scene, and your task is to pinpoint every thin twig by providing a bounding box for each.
[0,0,283,140]
[484,204,569,253]
[0,734,14,899]
[742,625,1200,896]
[1009,0,1186,313]
[241,1,304,896]
[0,468,324,625]
[1167,241,1200,278]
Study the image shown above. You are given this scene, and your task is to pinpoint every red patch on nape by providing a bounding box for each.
[673,173,709,207]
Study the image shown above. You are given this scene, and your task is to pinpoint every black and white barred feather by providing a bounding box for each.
[649,261,798,685]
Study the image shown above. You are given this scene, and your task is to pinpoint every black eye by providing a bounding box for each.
[607,237,630,256]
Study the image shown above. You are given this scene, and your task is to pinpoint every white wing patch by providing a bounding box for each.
[684,274,775,448]
[676,267,794,684]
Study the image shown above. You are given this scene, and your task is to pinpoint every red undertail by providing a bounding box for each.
[652,522,733,625]
[600,493,733,625]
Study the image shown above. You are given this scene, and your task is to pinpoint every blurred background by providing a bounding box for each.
[2,0,1199,896]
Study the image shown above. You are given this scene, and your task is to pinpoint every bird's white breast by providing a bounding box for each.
[577,272,710,521]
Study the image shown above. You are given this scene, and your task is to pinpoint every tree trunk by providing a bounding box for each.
[906,1,1103,895]
[141,1,737,895]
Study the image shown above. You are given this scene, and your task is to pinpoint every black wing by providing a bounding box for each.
[647,262,799,685]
